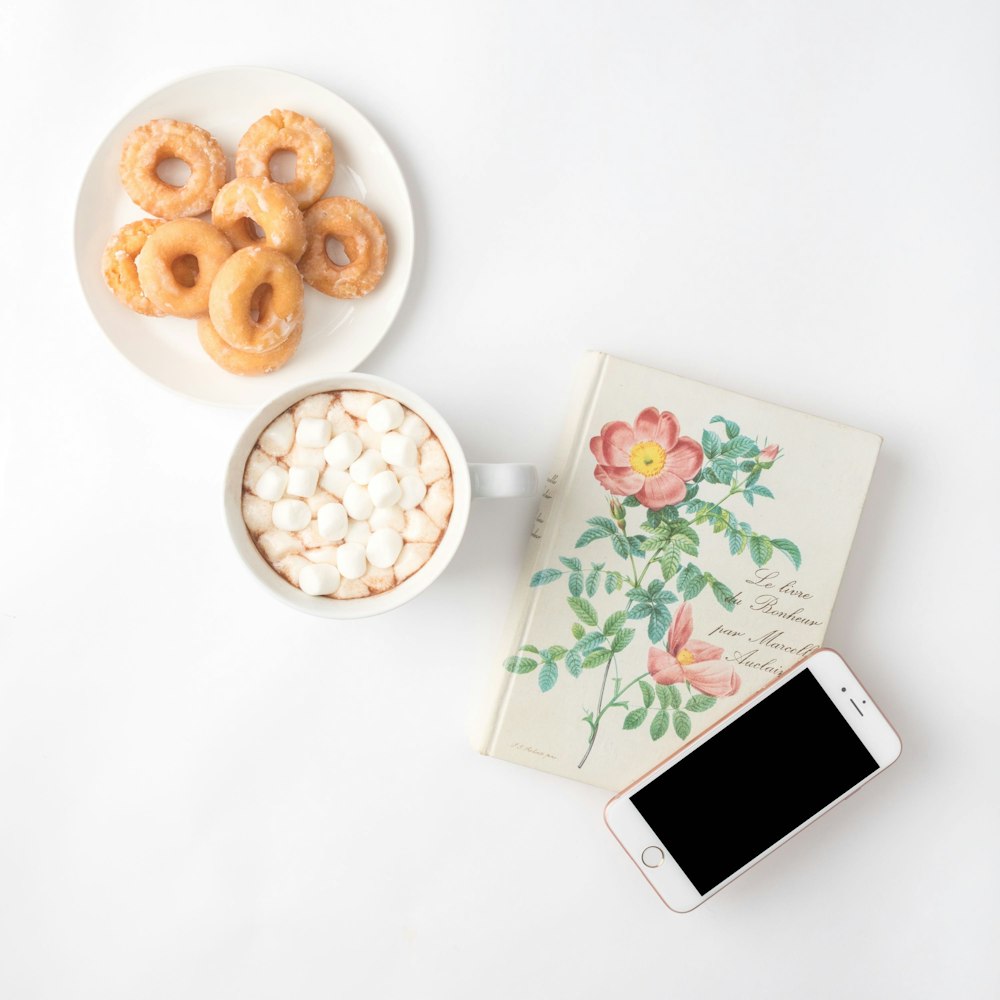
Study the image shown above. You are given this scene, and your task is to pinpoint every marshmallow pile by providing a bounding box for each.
[242,390,454,599]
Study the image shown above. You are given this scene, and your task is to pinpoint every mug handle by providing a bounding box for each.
[469,463,538,499]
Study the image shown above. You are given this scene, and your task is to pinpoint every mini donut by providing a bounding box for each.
[196,314,301,376]
[209,246,304,354]
[235,110,335,210]
[211,177,307,262]
[102,219,166,316]
[135,218,233,318]
[299,197,388,299]
[120,119,227,219]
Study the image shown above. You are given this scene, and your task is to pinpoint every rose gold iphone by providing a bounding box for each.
[604,648,901,912]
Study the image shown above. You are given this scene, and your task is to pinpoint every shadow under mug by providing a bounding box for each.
[224,373,537,618]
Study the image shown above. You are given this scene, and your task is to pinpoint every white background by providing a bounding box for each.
[1,2,997,997]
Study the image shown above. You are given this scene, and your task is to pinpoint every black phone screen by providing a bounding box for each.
[630,668,878,895]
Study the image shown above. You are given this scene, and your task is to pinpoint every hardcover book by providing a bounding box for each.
[477,352,881,790]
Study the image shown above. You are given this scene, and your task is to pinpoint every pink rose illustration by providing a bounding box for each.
[590,407,703,509]
[647,602,741,697]
[759,443,779,464]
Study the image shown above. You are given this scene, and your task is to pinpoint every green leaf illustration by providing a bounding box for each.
[656,683,681,710]
[771,537,802,569]
[684,695,717,712]
[658,549,681,582]
[611,628,635,653]
[749,534,774,566]
[538,660,558,692]
[711,579,736,611]
[546,645,568,661]
[610,534,629,559]
[673,710,692,740]
[566,650,583,677]
[711,457,736,483]
[605,571,623,594]
[710,415,740,439]
[728,530,747,556]
[576,631,606,654]
[750,484,775,499]
[504,656,537,674]
[623,708,648,730]
[567,596,598,626]
[530,568,561,586]
[559,556,582,571]
[648,605,671,643]
[622,495,641,507]
[568,572,583,597]
[571,622,585,640]
[603,611,626,636]
[650,710,670,741]
[678,563,707,600]
[724,435,759,458]
[585,569,600,597]
[587,516,618,531]
[519,644,539,654]
[582,648,613,670]
[576,527,610,548]
[702,429,721,459]
[639,680,655,708]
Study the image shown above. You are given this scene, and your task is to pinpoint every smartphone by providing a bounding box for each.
[604,648,901,911]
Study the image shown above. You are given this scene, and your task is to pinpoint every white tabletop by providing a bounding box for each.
[1,3,996,997]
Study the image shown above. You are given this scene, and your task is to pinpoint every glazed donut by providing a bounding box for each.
[236,110,334,210]
[208,246,304,354]
[102,219,166,316]
[120,119,227,219]
[135,219,233,318]
[196,314,301,376]
[299,197,388,299]
[211,177,307,262]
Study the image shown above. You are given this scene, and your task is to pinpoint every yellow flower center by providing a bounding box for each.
[629,441,666,477]
[676,648,696,666]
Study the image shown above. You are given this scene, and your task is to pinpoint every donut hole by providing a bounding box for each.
[243,218,267,242]
[250,283,274,324]
[325,236,351,266]
[171,254,200,288]
[156,157,192,188]
[268,150,297,184]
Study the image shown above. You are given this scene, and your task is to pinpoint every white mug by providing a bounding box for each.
[224,373,537,618]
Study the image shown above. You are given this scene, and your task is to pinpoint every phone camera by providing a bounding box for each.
[841,687,847,692]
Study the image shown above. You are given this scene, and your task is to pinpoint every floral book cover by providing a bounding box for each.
[476,352,881,790]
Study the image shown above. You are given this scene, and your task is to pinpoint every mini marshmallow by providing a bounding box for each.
[403,509,441,543]
[337,541,367,580]
[294,393,333,421]
[398,474,427,510]
[253,465,288,502]
[327,401,356,435]
[349,449,387,485]
[394,542,434,581]
[367,528,404,569]
[299,523,329,549]
[399,412,431,445]
[343,482,375,520]
[287,465,320,498]
[276,554,311,586]
[340,391,382,418]
[307,490,335,513]
[419,439,450,483]
[381,432,418,469]
[258,529,303,562]
[296,417,332,448]
[324,431,363,470]
[319,467,352,498]
[306,546,340,565]
[242,494,273,535]
[367,398,405,433]
[358,421,384,451]
[346,520,372,546]
[368,469,402,509]
[299,562,342,596]
[317,502,349,540]
[337,578,370,599]
[259,412,295,456]
[287,444,327,471]
[422,478,455,529]
[272,498,311,532]
[243,448,273,490]
[370,505,406,532]
[361,565,396,594]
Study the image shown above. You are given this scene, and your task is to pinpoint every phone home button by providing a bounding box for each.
[641,845,665,868]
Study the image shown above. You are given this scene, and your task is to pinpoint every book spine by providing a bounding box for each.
[476,351,610,756]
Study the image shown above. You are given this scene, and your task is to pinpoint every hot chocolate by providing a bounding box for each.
[241,390,454,598]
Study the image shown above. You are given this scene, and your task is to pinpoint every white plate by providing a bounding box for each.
[74,66,414,407]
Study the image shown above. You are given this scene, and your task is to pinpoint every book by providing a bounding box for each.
[477,352,881,790]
